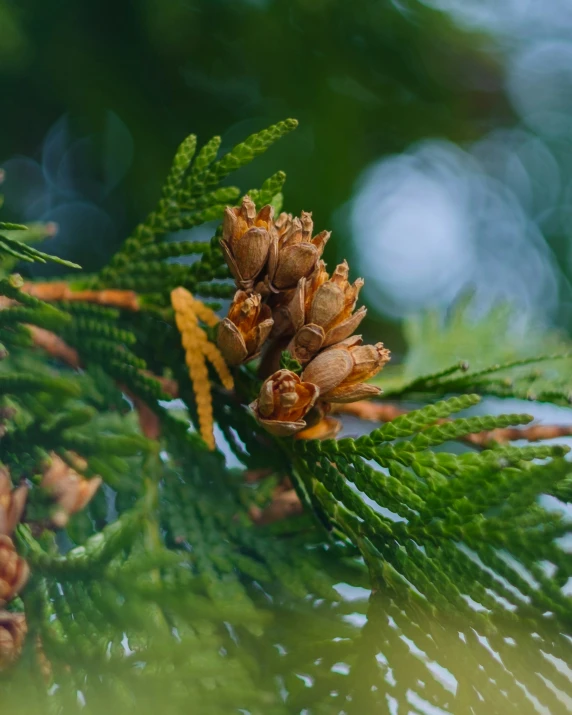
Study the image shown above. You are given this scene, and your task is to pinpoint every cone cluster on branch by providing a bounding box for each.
[217,196,390,437]
[0,468,29,671]
[0,454,102,669]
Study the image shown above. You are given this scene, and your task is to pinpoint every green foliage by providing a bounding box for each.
[377,295,572,405]
[295,395,572,630]
[0,222,80,268]
[1,121,572,713]
[249,170,287,209]
[279,350,303,375]
[98,118,298,301]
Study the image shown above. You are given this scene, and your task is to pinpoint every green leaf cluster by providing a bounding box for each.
[1,121,571,714]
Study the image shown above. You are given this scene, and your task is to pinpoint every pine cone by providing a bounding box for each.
[0,611,27,670]
[0,536,29,605]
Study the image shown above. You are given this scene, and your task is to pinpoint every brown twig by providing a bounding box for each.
[465,424,572,447]
[26,325,81,369]
[333,401,407,423]
[21,282,140,311]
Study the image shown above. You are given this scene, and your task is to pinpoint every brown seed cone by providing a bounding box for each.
[41,453,102,528]
[220,196,276,291]
[0,536,29,605]
[217,290,274,365]
[302,336,390,404]
[284,260,367,363]
[0,467,28,537]
[0,611,27,671]
[259,211,330,293]
[250,369,320,436]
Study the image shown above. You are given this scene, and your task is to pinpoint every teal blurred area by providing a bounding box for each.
[1,0,572,351]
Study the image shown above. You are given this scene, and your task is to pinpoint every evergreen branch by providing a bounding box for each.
[405,412,533,450]
[16,511,145,575]
[0,373,81,396]
[187,135,222,183]
[353,393,481,444]
[0,230,80,268]
[53,301,120,319]
[62,317,136,345]
[0,306,71,332]
[337,399,572,447]
[176,186,241,210]
[199,119,298,191]
[124,240,212,263]
[161,134,197,200]
[381,354,572,400]
[248,171,287,208]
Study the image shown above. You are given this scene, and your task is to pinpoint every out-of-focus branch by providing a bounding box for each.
[464,424,572,446]
[21,283,140,311]
[333,401,407,422]
[244,469,274,484]
[26,325,81,369]
[249,480,303,525]
[24,325,176,440]
[121,376,178,440]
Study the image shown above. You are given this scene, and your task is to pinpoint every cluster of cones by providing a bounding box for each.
[216,196,390,438]
[0,455,101,670]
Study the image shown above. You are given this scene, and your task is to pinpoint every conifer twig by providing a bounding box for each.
[27,325,81,369]
[464,423,572,446]
[21,282,140,310]
[335,401,572,447]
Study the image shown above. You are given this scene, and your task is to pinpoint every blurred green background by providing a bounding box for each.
[1,0,572,355]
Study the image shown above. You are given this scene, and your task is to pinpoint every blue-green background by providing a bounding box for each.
[1,0,571,354]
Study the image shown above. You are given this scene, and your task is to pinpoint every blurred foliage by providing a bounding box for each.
[0,0,508,318]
